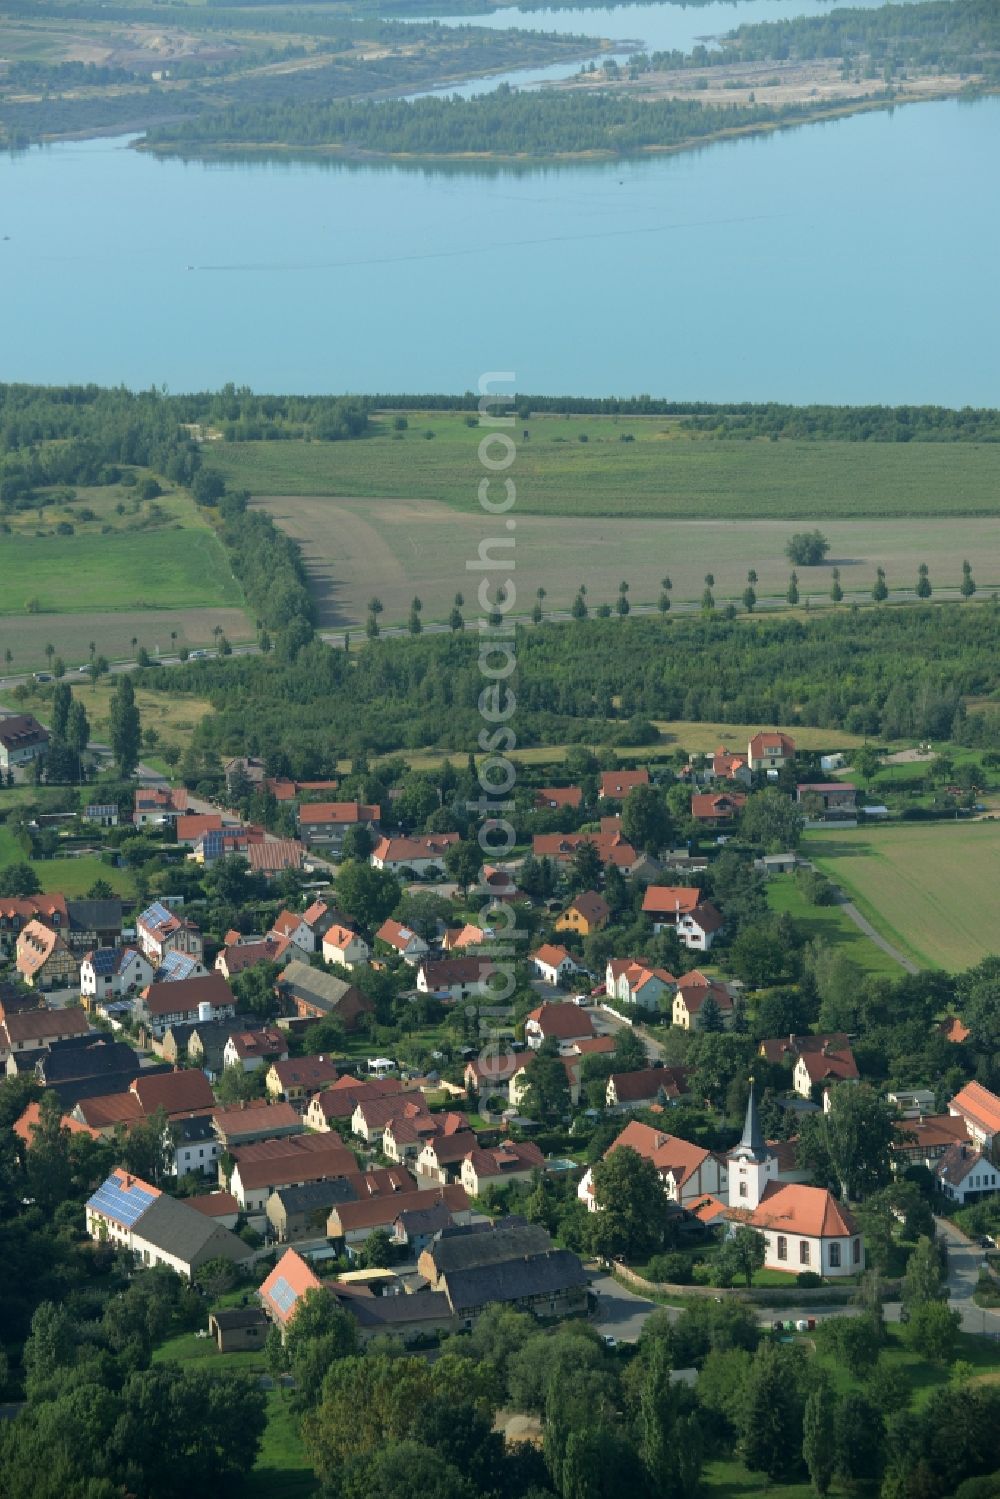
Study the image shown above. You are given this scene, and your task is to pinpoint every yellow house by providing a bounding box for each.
[555,890,610,937]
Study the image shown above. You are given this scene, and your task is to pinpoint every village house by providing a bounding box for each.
[0,1004,90,1064]
[710,748,752,786]
[266,1179,361,1243]
[16,918,78,990]
[370,832,459,877]
[415,1130,482,1185]
[188,1191,240,1231]
[352,1092,432,1148]
[80,946,154,1006]
[676,903,725,952]
[375,918,430,964]
[579,1119,727,1212]
[152,950,209,985]
[724,1084,862,1276]
[276,959,373,1031]
[0,893,69,951]
[525,1001,595,1051]
[321,924,371,970]
[605,958,675,1013]
[747,732,796,774]
[246,840,306,879]
[212,1099,304,1152]
[226,1133,358,1214]
[534,786,583,811]
[417,1219,589,1328]
[533,821,640,872]
[599,768,650,800]
[672,972,736,1031]
[949,1081,1000,1152]
[85,1169,251,1279]
[443,922,486,951]
[297,801,380,854]
[463,1051,521,1100]
[268,909,315,954]
[266,1054,342,1111]
[174,813,226,849]
[690,792,747,826]
[460,1140,545,1197]
[305,1074,405,1131]
[893,1113,971,1170]
[214,935,291,982]
[328,1182,469,1258]
[84,802,119,828]
[383,1108,468,1166]
[171,1113,221,1179]
[934,1143,1000,1204]
[209,1307,269,1353]
[555,890,609,937]
[135,901,203,967]
[529,943,581,987]
[134,972,236,1041]
[796,783,858,822]
[133,787,187,828]
[392,1199,457,1254]
[416,956,493,1004]
[642,885,703,931]
[223,1025,288,1074]
[0,713,49,771]
[605,1066,691,1112]
[31,1035,141,1106]
[793,1040,859,1099]
[130,1067,216,1117]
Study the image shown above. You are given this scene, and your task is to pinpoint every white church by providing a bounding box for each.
[725,1082,864,1277]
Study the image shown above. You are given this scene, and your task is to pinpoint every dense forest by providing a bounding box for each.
[135,604,1000,773]
[141,82,858,157]
[0,385,368,511]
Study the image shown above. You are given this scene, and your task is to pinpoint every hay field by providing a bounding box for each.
[807,822,1000,971]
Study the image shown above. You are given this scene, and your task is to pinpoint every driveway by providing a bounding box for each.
[938,1216,1000,1339]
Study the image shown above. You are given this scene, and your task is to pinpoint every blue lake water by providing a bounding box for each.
[2,93,998,401]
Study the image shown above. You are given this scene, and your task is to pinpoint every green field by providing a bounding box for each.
[0,821,136,899]
[807,822,1000,971]
[0,530,243,617]
[767,873,905,978]
[208,415,1000,519]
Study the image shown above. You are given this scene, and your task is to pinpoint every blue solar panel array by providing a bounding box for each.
[156,950,199,982]
[141,901,173,931]
[87,1173,158,1228]
[90,947,119,976]
[269,1277,298,1315]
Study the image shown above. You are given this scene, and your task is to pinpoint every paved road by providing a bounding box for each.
[938,1216,1000,1339]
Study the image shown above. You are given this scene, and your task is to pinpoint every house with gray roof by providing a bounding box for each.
[417,1218,589,1325]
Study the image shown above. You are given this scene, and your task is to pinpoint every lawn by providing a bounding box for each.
[0,821,136,898]
[766,873,905,979]
[209,416,1000,520]
[806,822,1000,971]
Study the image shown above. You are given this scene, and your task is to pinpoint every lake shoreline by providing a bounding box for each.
[132,83,996,166]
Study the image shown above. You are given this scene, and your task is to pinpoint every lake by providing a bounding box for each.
[2,93,998,402]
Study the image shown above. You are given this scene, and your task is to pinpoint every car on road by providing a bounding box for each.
[77,664,90,672]
[33,672,51,682]
[601,1335,617,1350]
[571,994,589,1007]
[979,1236,996,1249]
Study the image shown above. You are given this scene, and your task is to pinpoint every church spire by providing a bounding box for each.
[736,1077,768,1162]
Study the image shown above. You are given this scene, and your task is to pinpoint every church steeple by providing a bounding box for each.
[727,1079,777,1210]
[736,1077,768,1163]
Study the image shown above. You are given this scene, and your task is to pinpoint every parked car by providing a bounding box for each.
[33,672,51,682]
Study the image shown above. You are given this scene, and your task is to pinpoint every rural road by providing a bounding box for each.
[837,897,920,974]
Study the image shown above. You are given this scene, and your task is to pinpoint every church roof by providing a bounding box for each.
[747,1180,857,1239]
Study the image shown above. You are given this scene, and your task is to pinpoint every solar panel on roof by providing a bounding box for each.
[91,948,118,976]
[142,901,172,929]
[269,1276,297,1315]
[86,1174,157,1228]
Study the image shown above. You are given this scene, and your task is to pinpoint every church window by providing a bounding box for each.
[829,1242,841,1267]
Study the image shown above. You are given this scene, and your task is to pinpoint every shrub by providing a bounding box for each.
[797,1271,822,1288]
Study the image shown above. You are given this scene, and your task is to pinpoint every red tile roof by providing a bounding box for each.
[175,814,224,842]
[270,1055,341,1092]
[690,792,746,821]
[526,1002,595,1041]
[259,1248,321,1325]
[130,1068,215,1116]
[748,1180,856,1238]
[600,769,650,798]
[298,801,379,826]
[642,886,702,916]
[531,943,573,969]
[950,1081,1000,1138]
[534,786,583,810]
[606,1120,712,1186]
[1,1005,88,1048]
[142,972,233,1018]
[188,1191,239,1218]
[232,1134,357,1191]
